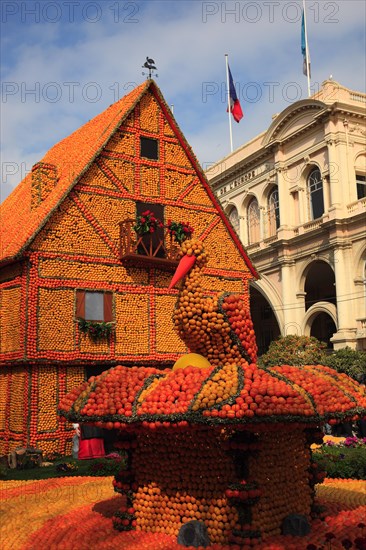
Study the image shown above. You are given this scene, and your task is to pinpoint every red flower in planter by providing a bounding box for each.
[133,210,163,235]
[166,220,194,244]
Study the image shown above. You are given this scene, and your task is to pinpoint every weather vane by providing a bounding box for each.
[142,57,158,79]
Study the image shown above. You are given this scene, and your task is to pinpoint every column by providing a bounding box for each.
[259,206,266,240]
[322,174,331,216]
[330,243,357,349]
[325,137,342,210]
[279,257,302,336]
[239,215,248,246]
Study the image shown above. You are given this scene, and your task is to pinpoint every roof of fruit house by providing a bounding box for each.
[0,80,258,278]
[58,362,366,428]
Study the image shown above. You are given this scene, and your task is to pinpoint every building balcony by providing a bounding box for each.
[347,197,366,215]
[119,219,181,271]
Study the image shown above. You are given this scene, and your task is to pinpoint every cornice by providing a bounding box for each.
[330,102,366,119]
[209,148,271,188]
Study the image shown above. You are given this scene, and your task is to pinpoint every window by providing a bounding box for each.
[140,137,158,160]
[85,292,104,321]
[307,168,324,219]
[268,187,280,236]
[228,206,240,235]
[76,290,113,322]
[356,174,366,200]
[247,198,260,244]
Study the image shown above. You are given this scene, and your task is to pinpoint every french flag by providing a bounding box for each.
[228,66,243,123]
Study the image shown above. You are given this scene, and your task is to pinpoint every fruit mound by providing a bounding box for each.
[58,362,366,428]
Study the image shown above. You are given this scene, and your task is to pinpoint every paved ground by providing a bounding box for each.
[1,475,365,549]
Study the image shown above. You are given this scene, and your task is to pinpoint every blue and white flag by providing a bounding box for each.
[301,9,311,77]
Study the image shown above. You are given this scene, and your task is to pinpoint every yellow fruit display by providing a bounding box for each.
[172,353,211,371]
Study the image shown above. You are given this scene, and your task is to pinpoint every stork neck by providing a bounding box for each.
[184,265,202,292]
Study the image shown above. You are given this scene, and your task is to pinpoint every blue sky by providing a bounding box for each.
[1,0,365,202]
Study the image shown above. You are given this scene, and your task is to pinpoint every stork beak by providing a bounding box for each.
[169,254,196,289]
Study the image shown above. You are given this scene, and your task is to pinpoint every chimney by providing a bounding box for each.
[31,162,58,209]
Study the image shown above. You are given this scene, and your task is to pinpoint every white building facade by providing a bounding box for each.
[206,81,366,354]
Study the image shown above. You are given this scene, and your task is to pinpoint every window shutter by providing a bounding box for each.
[104,292,113,322]
[76,290,85,318]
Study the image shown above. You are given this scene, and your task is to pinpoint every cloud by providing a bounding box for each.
[1,0,365,201]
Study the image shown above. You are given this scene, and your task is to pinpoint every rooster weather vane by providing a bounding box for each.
[142,57,158,79]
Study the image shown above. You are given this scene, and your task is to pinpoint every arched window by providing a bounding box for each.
[356,173,366,200]
[268,187,280,236]
[228,206,240,235]
[307,168,324,219]
[310,312,336,349]
[247,198,260,244]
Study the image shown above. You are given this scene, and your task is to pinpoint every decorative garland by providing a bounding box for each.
[77,318,114,341]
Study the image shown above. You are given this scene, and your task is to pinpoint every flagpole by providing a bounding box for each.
[225,54,234,153]
[303,0,311,97]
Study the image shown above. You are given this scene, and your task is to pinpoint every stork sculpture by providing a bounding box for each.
[169,238,258,368]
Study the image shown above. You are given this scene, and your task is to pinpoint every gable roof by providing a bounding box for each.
[262,99,328,146]
[0,80,258,278]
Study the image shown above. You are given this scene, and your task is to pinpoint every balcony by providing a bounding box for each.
[119,219,181,271]
[347,197,366,215]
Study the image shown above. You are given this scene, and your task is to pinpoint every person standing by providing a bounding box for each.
[78,423,105,460]
[72,423,80,459]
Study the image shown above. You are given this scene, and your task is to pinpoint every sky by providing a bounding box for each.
[1,0,365,202]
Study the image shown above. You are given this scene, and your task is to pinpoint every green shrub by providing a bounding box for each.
[258,335,327,367]
[0,462,8,479]
[3,456,117,481]
[86,453,127,477]
[320,347,366,381]
[312,438,366,480]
